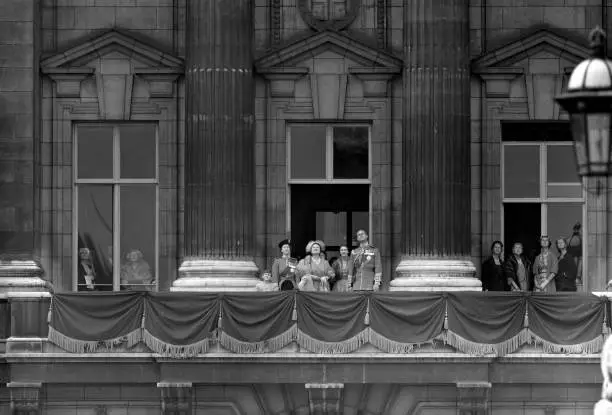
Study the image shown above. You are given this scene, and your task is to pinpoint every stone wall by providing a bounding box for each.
[0,383,602,414]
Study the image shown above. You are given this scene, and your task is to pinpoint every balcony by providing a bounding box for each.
[0,291,607,386]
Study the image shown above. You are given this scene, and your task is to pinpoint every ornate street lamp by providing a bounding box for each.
[557,27,612,415]
[556,27,612,178]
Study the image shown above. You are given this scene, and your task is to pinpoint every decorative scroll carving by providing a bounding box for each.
[456,382,491,415]
[298,0,360,32]
[305,383,344,415]
[270,0,281,47]
[8,382,41,415]
[376,0,386,49]
[158,382,193,415]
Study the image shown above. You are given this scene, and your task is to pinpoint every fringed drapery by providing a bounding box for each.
[46,291,609,358]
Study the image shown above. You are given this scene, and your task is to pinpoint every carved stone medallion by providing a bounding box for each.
[298,0,361,32]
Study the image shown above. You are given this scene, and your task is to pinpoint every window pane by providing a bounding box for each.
[333,126,369,179]
[546,204,582,248]
[316,211,347,247]
[290,126,326,179]
[547,145,580,183]
[504,145,540,198]
[77,125,113,179]
[546,184,583,198]
[120,124,156,179]
[120,185,156,291]
[77,185,114,291]
[503,203,541,262]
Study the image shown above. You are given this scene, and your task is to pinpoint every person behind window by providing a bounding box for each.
[78,248,96,291]
[296,240,334,292]
[272,239,298,290]
[503,242,531,291]
[120,249,154,291]
[567,222,583,285]
[555,237,578,292]
[331,245,351,292]
[481,241,507,291]
[348,229,382,291]
[533,235,558,293]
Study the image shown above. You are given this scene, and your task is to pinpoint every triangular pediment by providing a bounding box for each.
[472,28,590,72]
[41,29,183,73]
[255,31,402,74]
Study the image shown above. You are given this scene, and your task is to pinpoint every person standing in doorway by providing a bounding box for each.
[481,241,507,291]
[503,242,531,291]
[348,229,382,291]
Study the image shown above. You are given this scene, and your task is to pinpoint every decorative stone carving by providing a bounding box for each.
[305,383,344,415]
[8,382,42,415]
[456,382,491,415]
[41,30,184,121]
[255,31,402,119]
[158,382,193,415]
[297,0,360,32]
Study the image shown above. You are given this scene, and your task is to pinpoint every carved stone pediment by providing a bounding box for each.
[472,28,590,71]
[256,31,401,115]
[41,30,184,119]
[472,28,591,118]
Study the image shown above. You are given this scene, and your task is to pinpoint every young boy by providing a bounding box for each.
[256,270,279,292]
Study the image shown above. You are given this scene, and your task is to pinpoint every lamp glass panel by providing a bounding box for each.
[570,113,588,173]
[586,113,611,174]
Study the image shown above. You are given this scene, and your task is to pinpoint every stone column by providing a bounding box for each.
[0,0,49,294]
[173,0,259,291]
[391,0,480,291]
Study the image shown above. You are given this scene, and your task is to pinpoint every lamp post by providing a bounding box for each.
[555,27,612,414]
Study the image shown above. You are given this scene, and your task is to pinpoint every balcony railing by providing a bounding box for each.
[9,291,601,359]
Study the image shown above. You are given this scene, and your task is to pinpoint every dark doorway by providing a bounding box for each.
[290,184,369,261]
[503,203,541,263]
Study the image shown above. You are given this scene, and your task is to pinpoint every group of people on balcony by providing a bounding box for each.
[481,234,580,293]
[256,229,382,292]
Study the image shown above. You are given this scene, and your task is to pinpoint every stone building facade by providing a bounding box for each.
[0,0,610,414]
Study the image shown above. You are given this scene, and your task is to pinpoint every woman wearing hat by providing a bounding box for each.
[271,239,298,290]
[295,240,335,292]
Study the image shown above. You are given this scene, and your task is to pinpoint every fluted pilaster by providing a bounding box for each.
[174,0,258,291]
[392,0,479,291]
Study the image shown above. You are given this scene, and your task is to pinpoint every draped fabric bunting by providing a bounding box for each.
[219,292,296,353]
[46,291,609,358]
[368,293,445,353]
[143,292,219,357]
[48,292,144,353]
[296,292,368,353]
[445,292,528,356]
[527,293,606,354]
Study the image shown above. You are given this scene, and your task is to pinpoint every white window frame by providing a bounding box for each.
[287,124,372,184]
[72,123,160,292]
[501,141,586,270]
[286,123,373,243]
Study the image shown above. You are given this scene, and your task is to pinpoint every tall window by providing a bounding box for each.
[288,124,370,183]
[288,124,370,257]
[502,122,584,269]
[74,124,158,292]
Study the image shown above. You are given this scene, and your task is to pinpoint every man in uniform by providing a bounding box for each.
[348,229,382,291]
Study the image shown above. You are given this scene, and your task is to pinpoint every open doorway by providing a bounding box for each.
[290,184,369,262]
